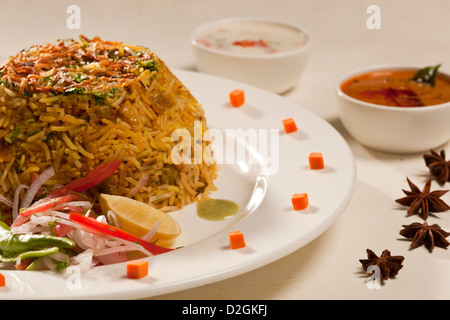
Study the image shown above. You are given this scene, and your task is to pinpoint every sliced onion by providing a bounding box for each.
[71,229,101,251]
[20,166,55,210]
[11,225,48,234]
[141,220,160,242]
[12,184,29,221]
[94,245,136,256]
[41,256,58,271]
[43,210,72,220]
[0,195,13,208]
[106,210,120,228]
[49,251,69,262]
[95,252,129,265]
[93,235,106,250]
[11,214,59,234]
[96,214,107,223]
[103,238,122,248]
[68,221,153,257]
[103,236,153,257]
[126,173,149,198]
[69,229,90,251]
[53,201,92,211]
[69,249,95,272]
[111,89,127,107]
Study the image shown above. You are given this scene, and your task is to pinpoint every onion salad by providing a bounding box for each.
[0,161,172,272]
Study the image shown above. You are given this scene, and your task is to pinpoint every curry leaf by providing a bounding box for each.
[411,64,441,87]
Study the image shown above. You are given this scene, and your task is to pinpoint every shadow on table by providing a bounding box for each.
[326,116,443,163]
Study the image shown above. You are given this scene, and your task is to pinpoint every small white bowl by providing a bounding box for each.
[191,17,313,94]
[336,65,450,154]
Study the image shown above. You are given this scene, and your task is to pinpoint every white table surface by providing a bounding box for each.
[1,0,450,300]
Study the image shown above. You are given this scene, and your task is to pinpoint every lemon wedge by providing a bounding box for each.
[99,194,181,246]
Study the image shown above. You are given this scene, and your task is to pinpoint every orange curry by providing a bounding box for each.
[341,70,450,107]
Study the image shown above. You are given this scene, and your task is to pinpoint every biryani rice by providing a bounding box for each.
[0,36,217,213]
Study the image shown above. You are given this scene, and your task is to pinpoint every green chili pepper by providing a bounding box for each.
[0,246,60,263]
[0,221,75,262]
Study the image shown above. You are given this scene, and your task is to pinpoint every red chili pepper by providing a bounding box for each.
[50,160,121,197]
[11,214,29,228]
[20,193,85,217]
[68,212,173,256]
[14,259,33,270]
[232,39,268,48]
[361,88,424,107]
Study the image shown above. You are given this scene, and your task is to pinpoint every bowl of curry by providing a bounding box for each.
[337,65,450,153]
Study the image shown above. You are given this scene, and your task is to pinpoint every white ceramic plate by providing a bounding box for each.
[0,70,355,300]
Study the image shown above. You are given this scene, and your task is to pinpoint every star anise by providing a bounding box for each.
[399,221,450,251]
[423,149,450,185]
[359,249,404,280]
[395,177,450,220]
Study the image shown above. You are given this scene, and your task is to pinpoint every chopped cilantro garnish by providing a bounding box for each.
[138,59,158,72]
[4,126,20,144]
[73,73,89,83]
[46,131,57,147]
[26,128,41,136]
[64,87,88,95]
[48,220,56,236]
[92,91,107,103]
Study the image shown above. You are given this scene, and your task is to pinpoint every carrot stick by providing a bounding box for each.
[0,273,4,287]
[127,259,149,279]
[229,230,246,249]
[229,89,245,107]
[282,118,298,133]
[291,193,309,210]
[308,152,324,169]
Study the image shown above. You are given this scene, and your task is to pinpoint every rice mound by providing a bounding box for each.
[0,35,217,212]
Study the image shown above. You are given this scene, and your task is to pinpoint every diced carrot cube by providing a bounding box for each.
[282,118,298,133]
[308,152,324,169]
[229,89,245,107]
[126,260,149,279]
[0,273,5,287]
[229,230,246,249]
[291,193,309,210]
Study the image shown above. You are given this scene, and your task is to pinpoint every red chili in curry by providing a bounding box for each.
[341,70,450,107]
